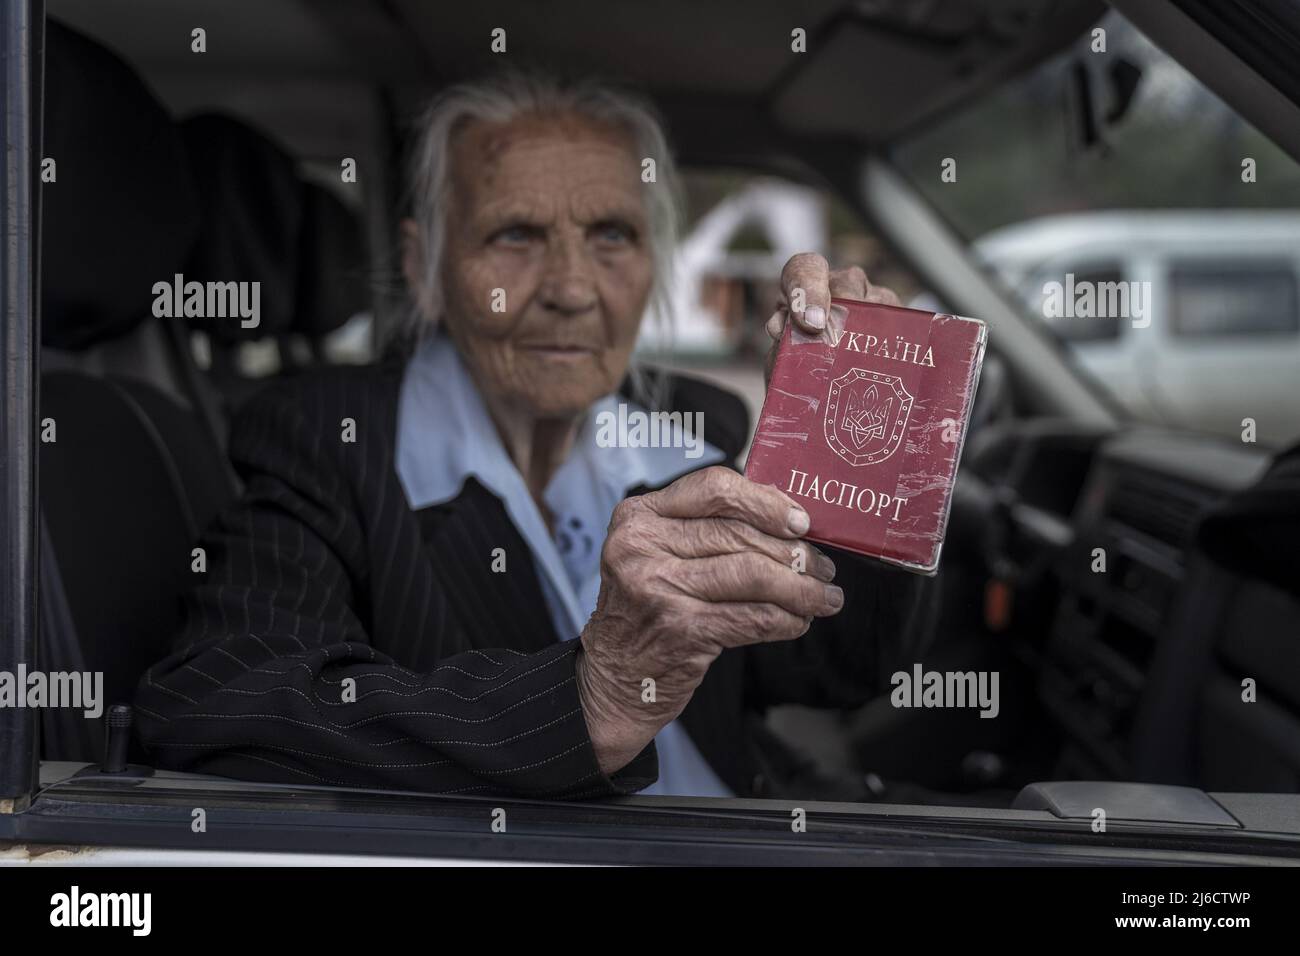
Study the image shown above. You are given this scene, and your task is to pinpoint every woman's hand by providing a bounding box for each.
[576,466,842,776]
[764,253,903,385]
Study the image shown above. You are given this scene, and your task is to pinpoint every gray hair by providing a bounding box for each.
[395,70,680,406]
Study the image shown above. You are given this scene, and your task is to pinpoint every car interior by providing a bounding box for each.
[11,0,1300,858]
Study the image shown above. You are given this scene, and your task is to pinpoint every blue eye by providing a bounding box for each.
[592,221,636,245]
[491,224,540,246]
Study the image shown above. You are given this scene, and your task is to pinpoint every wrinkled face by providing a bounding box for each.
[433,111,654,419]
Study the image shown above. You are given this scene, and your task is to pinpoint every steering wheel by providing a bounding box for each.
[968,351,1014,432]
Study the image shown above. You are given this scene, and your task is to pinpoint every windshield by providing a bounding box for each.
[892,10,1300,447]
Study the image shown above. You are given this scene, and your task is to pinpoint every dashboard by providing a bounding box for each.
[1046,430,1266,781]
[962,421,1297,793]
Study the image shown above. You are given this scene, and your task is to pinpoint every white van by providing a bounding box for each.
[976,211,1300,446]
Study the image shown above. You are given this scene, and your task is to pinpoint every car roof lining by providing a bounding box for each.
[46,0,1104,163]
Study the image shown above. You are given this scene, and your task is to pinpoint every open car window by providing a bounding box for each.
[1,3,1298,906]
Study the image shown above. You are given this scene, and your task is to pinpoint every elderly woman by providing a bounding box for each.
[136,71,923,800]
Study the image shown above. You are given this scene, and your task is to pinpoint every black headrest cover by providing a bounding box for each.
[295,182,369,338]
[41,20,200,350]
[182,113,304,341]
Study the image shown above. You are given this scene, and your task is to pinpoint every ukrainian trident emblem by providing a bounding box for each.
[824,368,913,466]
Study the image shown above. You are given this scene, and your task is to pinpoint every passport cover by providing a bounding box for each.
[744,297,987,574]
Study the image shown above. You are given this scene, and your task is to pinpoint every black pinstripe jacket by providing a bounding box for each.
[135,358,926,799]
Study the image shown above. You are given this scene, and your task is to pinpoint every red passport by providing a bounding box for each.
[744,297,987,574]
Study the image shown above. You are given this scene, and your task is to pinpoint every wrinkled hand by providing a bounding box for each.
[764,253,903,386]
[577,466,842,776]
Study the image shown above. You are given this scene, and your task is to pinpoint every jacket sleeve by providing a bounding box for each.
[741,546,933,710]
[134,382,657,798]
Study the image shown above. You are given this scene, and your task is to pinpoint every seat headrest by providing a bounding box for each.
[41,20,200,350]
[181,113,303,342]
[294,183,369,339]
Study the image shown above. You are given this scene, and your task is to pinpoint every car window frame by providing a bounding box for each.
[0,0,43,816]
[7,761,1300,865]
